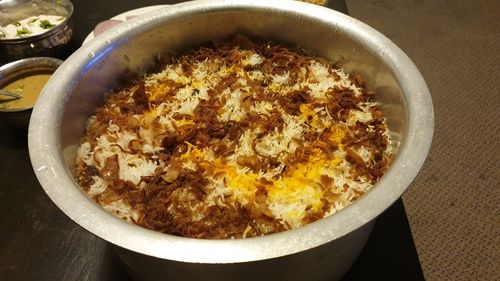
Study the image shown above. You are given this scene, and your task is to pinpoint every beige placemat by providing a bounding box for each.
[346,0,500,280]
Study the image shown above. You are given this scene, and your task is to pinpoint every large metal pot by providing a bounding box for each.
[28,1,434,280]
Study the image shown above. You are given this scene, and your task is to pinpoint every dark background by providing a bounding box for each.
[0,1,424,280]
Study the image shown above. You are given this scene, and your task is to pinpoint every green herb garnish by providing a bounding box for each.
[13,21,21,27]
[57,17,65,21]
[16,27,31,37]
[29,18,38,24]
[39,19,56,29]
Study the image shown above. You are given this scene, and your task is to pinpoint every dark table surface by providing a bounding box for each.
[0,1,425,280]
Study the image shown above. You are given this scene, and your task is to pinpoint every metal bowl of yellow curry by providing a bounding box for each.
[0,57,62,131]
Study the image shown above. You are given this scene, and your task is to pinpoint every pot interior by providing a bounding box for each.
[60,4,406,173]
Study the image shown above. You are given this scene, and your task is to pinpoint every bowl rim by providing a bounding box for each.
[28,0,434,264]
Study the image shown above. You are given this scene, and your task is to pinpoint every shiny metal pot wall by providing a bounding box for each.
[28,1,434,281]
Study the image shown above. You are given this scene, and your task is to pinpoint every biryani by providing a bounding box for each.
[75,37,392,239]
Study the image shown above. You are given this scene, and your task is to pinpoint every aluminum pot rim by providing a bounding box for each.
[28,0,433,264]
